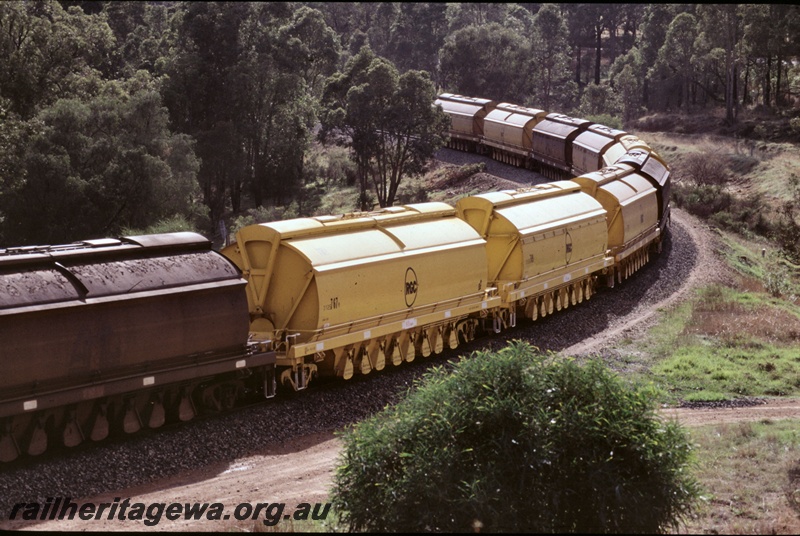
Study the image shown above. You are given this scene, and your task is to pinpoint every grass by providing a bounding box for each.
[602,128,800,533]
[676,420,800,535]
[637,284,800,402]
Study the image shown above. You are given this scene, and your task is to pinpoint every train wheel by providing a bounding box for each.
[333,347,354,380]
[417,330,432,358]
[356,345,372,375]
[386,337,403,366]
[176,388,196,422]
[399,332,415,363]
[121,397,142,433]
[343,350,355,379]
[145,392,166,429]
[61,406,84,448]
[457,319,477,343]
[24,414,49,456]
[87,399,111,440]
[526,297,538,320]
[445,324,459,350]
[367,339,384,371]
[0,418,19,462]
[430,327,444,355]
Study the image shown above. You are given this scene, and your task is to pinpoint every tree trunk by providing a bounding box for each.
[732,64,738,120]
[726,51,735,123]
[594,24,602,85]
[742,62,750,106]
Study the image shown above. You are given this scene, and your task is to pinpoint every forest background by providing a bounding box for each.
[1,2,798,247]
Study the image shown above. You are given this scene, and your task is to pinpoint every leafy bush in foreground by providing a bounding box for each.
[331,341,699,533]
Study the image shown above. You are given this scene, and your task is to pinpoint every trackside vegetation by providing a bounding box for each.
[330,340,700,533]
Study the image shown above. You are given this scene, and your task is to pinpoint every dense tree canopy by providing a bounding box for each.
[3,74,200,244]
[0,1,798,245]
[319,46,449,209]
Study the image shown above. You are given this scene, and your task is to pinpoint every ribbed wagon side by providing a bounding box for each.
[572,165,662,286]
[435,93,496,153]
[222,203,499,390]
[456,182,612,328]
[0,233,275,462]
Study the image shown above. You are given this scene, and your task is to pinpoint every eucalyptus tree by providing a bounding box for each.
[529,4,575,111]
[741,4,800,109]
[696,4,742,123]
[439,22,532,103]
[163,2,338,224]
[161,2,250,224]
[384,2,448,76]
[444,3,511,33]
[634,5,675,111]
[102,1,178,78]
[0,0,114,119]
[651,12,699,111]
[561,3,611,86]
[2,74,200,245]
[319,46,449,210]
[234,4,339,208]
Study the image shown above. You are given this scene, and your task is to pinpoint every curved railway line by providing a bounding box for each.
[1,94,672,464]
[8,207,793,534]
[2,95,750,529]
[0,186,712,527]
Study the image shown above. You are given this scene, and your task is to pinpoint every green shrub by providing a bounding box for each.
[681,151,730,185]
[331,341,700,533]
[229,204,298,236]
[121,214,198,236]
[672,182,733,220]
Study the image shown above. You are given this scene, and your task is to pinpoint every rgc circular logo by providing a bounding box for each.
[404,267,418,307]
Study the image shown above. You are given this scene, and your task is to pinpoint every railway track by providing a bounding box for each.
[0,205,704,523]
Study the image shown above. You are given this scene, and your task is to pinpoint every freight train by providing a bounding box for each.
[0,94,670,462]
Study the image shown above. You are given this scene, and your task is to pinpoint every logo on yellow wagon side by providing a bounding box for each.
[404,267,418,307]
[565,231,573,264]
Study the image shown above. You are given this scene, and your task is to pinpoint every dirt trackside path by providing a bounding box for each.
[4,431,342,532]
[6,399,800,532]
[664,398,800,427]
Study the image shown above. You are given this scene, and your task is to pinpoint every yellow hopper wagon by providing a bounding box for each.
[455,181,611,328]
[222,203,499,390]
[481,102,547,168]
[572,164,661,286]
[434,93,496,153]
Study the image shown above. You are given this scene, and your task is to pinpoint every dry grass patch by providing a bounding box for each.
[687,301,800,346]
[677,420,800,535]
